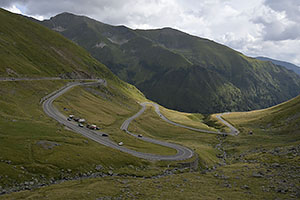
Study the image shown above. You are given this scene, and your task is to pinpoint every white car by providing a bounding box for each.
[118,142,123,146]
[78,123,84,127]
[78,119,86,123]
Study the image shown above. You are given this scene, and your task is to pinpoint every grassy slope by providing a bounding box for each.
[223,94,300,133]
[0,169,284,200]
[0,8,113,79]
[0,80,158,188]
[160,106,217,131]
[3,96,300,199]
[221,95,300,154]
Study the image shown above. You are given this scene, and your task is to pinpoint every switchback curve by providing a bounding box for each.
[42,80,194,161]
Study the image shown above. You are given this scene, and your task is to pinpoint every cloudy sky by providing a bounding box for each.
[1,0,300,66]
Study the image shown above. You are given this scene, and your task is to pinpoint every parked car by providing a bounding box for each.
[74,118,80,122]
[67,118,72,121]
[138,134,143,138]
[89,124,97,130]
[69,115,74,119]
[78,119,85,123]
[78,123,84,127]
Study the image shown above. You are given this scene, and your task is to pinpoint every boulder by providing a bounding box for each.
[95,165,103,171]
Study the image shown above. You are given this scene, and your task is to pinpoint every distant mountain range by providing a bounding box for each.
[38,13,300,113]
[256,57,300,75]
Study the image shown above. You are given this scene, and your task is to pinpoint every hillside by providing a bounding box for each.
[0,9,115,80]
[2,86,299,199]
[0,7,147,188]
[0,8,195,194]
[223,94,300,134]
[256,56,300,75]
[40,12,300,113]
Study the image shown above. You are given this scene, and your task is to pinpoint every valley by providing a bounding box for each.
[0,77,299,199]
[0,7,299,200]
[40,12,300,114]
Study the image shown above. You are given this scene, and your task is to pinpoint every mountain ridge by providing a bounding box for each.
[256,56,300,75]
[39,12,300,113]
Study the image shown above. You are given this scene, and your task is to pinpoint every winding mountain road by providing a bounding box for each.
[42,80,194,161]
[2,77,239,161]
[121,102,239,136]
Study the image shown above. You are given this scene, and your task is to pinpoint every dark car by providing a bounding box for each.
[67,118,72,121]
[102,133,108,137]
[138,134,143,138]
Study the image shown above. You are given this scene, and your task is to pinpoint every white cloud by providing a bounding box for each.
[30,14,44,21]
[1,0,300,66]
[3,3,44,20]
[4,4,22,14]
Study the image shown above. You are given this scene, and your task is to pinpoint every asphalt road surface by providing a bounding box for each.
[42,80,194,161]
[0,77,100,82]
[215,113,239,136]
[121,102,239,136]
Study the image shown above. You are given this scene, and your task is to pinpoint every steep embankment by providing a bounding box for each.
[40,12,300,113]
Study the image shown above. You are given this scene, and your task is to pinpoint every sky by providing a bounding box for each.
[1,0,300,66]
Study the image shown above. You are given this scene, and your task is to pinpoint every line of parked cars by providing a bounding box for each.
[66,114,128,144]
[67,114,102,132]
